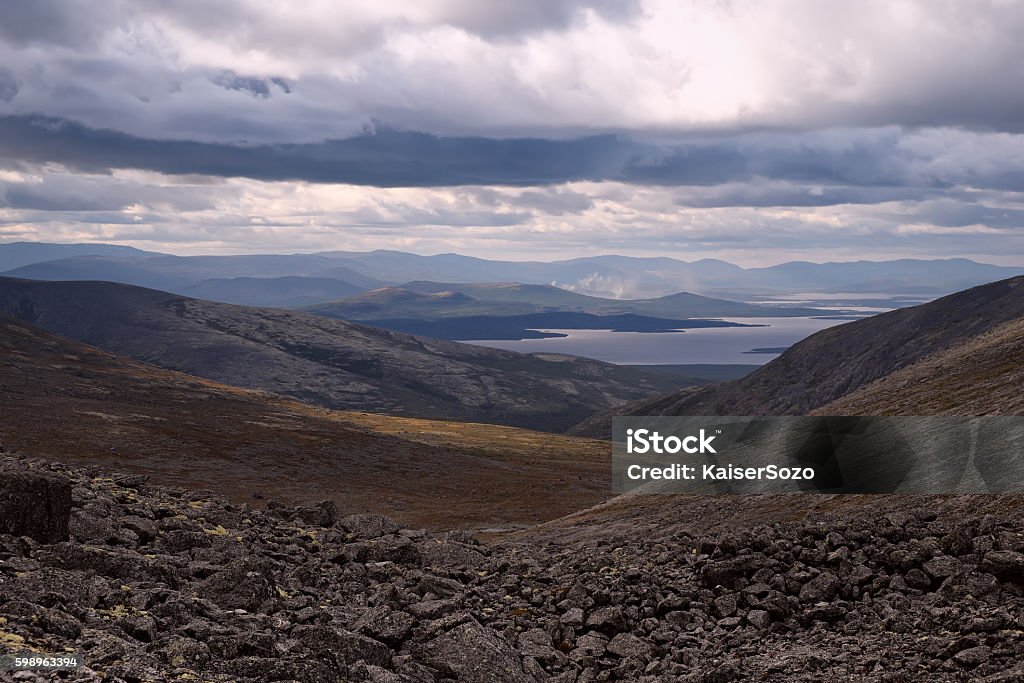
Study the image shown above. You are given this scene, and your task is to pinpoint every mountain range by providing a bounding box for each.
[5,255,1024,681]
[180,276,366,307]
[309,251,1024,299]
[2,241,1020,304]
[305,282,827,322]
[0,241,161,272]
[0,277,690,432]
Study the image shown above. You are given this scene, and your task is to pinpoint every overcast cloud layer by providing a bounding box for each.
[1,0,1023,263]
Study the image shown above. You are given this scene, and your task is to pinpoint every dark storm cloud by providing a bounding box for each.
[0,174,219,213]
[3,0,1023,148]
[2,114,1018,200]
[0,114,636,186]
[2,185,113,212]
[210,71,291,99]
[0,0,118,48]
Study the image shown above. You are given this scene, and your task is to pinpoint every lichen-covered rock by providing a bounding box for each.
[0,462,71,542]
[798,571,840,603]
[980,550,1024,583]
[341,514,401,539]
[606,632,655,663]
[353,605,415,645]
[293,624,392,669]
[292,500,341,528]
[419,618,538,683]
[199,556,276,611]
[418,538,487,568]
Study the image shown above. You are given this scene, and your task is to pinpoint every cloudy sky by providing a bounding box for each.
[1,0,1023,264]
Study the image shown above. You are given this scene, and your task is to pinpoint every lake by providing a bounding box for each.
[463,316,852,365]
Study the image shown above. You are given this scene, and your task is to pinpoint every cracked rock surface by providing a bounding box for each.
[2,456,1024,682]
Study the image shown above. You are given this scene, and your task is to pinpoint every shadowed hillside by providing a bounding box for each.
[0,277,688,432]
[179,276,367,307]
[0,314,610,529]
[814,316,1024,416]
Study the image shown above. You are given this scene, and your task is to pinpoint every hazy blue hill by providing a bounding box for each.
[315,250,625,289]
[403,281,607,308]
[742,258,1023,295]
[362,312,758,341]
[179,276,367,307]
[0,241,162,272]
[308,282,826,321]
[3,256,190,290]
[3,253,388,294]
[304,252,1023,298]
[4,246,1018,301]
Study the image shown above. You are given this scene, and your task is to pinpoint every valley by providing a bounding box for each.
[4,264,1024,682]
[0,277,689,432]
[5,8,1024,680]
[465,315,845,365]
[0,314,611,530]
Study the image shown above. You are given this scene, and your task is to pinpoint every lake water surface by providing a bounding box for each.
[463,316,851,365]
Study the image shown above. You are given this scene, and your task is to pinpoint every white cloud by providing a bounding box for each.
[4,165,1024,265]
[2,0,1024,143]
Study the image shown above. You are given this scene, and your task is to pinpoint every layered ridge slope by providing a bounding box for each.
[0,277,686,431]
[814,316,1024,416]
[0,313,609,528]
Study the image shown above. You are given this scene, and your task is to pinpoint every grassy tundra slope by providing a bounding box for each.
[0,313,611,529]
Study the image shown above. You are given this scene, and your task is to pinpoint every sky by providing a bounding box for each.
[1,0,1023,265]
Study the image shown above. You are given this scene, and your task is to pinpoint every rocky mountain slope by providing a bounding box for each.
[0,313,610,530]
[814,316,1024,416]
[0,278,689,432]
[572,276,1024,436]
[4,457,1024,682]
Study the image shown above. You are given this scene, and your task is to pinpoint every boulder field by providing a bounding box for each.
[2,456,1024,682]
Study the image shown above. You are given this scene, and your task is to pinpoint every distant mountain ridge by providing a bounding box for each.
[0,241,163,272]
[0,277,690,432]
[3,242,1019,303]
[2,253,385,292]
[306,282,827,321]
[180,276,365,307]
[308,251,1021,298]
